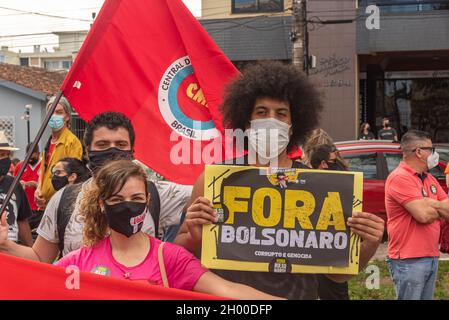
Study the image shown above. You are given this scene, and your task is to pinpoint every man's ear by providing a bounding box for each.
[67,173,77,184]
[319,160,328,170]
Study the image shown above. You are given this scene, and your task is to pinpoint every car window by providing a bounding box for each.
[436,148,449,164]
[384,152,445,180]
[341,153,378,179]
[384,153,402,173]
[430,165,445,180]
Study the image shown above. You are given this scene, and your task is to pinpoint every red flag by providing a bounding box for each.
[61,0,239,185]
[0,253,226,299]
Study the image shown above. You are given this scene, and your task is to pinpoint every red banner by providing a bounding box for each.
[0,253,224,300]
[61,0,239,185]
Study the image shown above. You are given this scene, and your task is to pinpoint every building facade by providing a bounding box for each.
[357,0,449,142]
[200,0,449,142]
[0,63,67,159]
[5,31,88,72]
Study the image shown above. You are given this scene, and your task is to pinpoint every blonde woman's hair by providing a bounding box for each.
[302,128,348,170]
[81,159,148,247]
[302,129,334,166]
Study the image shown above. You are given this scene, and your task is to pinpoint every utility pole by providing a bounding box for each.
[291,0,308,73]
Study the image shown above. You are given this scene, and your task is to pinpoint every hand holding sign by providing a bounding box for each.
[347,212,384,244]
[185,197,218,244]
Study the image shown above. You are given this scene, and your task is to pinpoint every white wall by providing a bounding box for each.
[0,86,48,159]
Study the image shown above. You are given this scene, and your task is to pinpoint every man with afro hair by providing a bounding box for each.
[175,61,384,300]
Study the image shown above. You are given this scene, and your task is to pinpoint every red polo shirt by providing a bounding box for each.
[13,160,41,211]
[385,161,447,259]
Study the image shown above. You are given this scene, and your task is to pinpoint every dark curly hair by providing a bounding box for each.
[221,61,322,150]
[83,112,135,150]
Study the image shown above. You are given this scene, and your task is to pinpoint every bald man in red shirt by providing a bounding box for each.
[386,130,449,300]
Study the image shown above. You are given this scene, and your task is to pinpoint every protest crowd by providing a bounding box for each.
[1,0,449,302]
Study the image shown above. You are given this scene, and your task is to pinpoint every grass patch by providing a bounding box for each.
[349,260,449,300]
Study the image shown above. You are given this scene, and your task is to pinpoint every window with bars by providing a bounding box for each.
[70,113,87,142]
[359,0,449,12]
[0,116,15,146]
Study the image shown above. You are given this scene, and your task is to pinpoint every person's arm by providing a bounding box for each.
[193,271,284,300]
[386,174,439,224]
[174,172,216,254]
[428,198,449,220]
[446,174,449,189]
[17,219,33,247]
[16,182,33,247]
[34,164,46,209]
[403,198,440,224]
[25,181,38,188]
[325,211,384,283]
[0,212,59,262]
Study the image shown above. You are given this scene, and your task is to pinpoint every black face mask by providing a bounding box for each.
[51,174,69,191]
[29,157,39,166]
[104,201,147,237]
[326,162,342,171]
[88,147,133,174]
[0,157,11,176]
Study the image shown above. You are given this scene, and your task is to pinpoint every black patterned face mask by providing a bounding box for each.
[0,157,11,176]
[87,148,133,174]
[104,201,147,237]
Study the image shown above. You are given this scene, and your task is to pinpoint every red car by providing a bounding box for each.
[335,140,448,222]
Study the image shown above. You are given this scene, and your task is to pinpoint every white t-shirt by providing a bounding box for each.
[37,179,192,256]
[153,180,193,239]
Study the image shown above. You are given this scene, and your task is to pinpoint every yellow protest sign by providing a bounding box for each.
[202,165,363,275]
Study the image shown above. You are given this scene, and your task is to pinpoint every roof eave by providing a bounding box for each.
[0,78,47,101]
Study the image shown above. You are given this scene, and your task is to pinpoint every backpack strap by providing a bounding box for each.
[157,242,169,288]
[56,183,83,254]
[147,180,161,239]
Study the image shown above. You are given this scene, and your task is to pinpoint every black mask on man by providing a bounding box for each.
[51,174,69,191]
[326,162,341,171]
[104,201,147,237]
[29,156,39,166]
[0,157,11,176]
[87,147,133,174]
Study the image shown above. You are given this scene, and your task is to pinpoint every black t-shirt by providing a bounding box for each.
[360,132,375,140]
[378,128,397,140]
[317,274,349,300]
[0,175,32,242]
[213,156,319,300]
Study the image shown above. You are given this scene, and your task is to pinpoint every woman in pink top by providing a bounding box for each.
[55,159,281,299]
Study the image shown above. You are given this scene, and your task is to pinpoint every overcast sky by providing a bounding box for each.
[0,0,201,52]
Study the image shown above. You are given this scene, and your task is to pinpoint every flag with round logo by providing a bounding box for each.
[61,0,239,184]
